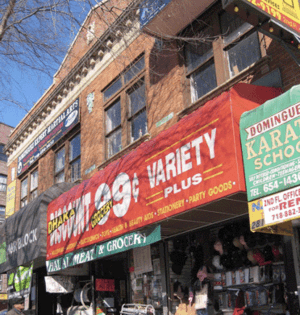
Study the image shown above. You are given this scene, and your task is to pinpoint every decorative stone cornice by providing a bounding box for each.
[5,0,141,157]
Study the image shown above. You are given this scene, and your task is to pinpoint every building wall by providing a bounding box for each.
[0,123,13,210]
[5,0,300,213]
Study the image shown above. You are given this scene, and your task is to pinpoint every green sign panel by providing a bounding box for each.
[240,85,300,201]
[7,263,33,299]
[0,242,6,264]
[46,225,161,273]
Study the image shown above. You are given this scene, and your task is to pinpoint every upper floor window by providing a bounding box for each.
[0,206,5,218]
[103,56,147,159]
[70,134,81,182]
[128,80,147,142]
[106,100,122,158]
[0,144,7,162]
[30,169,38,201]
[0,175,7,192]
[184,26,217,103]
[20,168,39,207]
[21,177,28,208]
[220,12,261,77]
[55,147,65,184]
[54,133,81,183]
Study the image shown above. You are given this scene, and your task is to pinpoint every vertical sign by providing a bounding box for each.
[6,180,16,218]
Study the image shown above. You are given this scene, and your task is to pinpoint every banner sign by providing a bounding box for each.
[244,0,300,35]
[6,180,16,218]
[248,198,293,235]
[240,85,300,201]
[0,294,7,300]
[17,99,79,176]
[46,226,161,273]
[1,183,74,274]
[140,0,171,28]
[7,263,33,299]
[47,84,281,261]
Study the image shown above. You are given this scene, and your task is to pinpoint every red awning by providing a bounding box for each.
[47,83,281,260]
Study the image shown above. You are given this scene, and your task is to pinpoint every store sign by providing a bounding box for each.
[17,99,79,176]
[240,85,300,201]
[7,263,33,299]
[46,226,161,273]
[45,276,75,293]
[47,84,281,261]
[140,0,171,27]
[248,198,293,235]
[0,294,7,300]
[223,0,300,35]
[6,180,16,218]
[95,279,115,292]
[245,0,300,34]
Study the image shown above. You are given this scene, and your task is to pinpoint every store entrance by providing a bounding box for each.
[94,252,128,315]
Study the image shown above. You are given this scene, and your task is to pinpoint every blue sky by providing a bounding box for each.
[0,68,53,128]
[0,1,95,129]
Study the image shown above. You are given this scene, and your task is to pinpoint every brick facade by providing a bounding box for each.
[5,0,300,213]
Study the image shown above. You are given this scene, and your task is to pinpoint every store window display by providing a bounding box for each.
[170,221,288,315]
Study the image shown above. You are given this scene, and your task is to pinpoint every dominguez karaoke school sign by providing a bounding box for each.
[240,85,300,202]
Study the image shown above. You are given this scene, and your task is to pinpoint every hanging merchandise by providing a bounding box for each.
[7,263,33,299]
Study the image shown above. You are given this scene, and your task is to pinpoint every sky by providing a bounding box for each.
[0,1,96,129]
[0,68,53,128]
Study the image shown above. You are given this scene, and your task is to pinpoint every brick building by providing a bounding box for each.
[0,123,13,310]
[1,0,300,314]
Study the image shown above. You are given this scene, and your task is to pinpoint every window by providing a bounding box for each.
[103,56,146,159]
[106,100,122,158]
[128,80,147,142]
[0,144,7,162]
[54,133,81,183]
[30,169,38,201]
[0,206,5,217]
[0,175,7,192]
[70,134,81,182]
[20,167,39,207]
[21,177,28,207]
[55,147,65,183]
[221,12,261,77]
[185,26,217,103]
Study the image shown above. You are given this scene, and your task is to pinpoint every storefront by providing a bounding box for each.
[240,84,300,314]
[0,183,74,315]
[43,83,294,315]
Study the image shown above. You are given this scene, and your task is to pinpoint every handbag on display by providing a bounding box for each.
[194,282,208,310]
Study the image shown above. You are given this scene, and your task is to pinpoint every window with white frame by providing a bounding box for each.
[185,26,217,103]
[106,100,122,158]
[103,55,146,159]
[128,80,147,142]
[30,169,38,201]
[220,11,261,77]
[0,175,7,192]
[69,133,81,182]
[21,177,28,207]
[55,147,65,183]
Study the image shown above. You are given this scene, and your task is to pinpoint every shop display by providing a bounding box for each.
[169,220,288,315]
[130,244,163,314]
